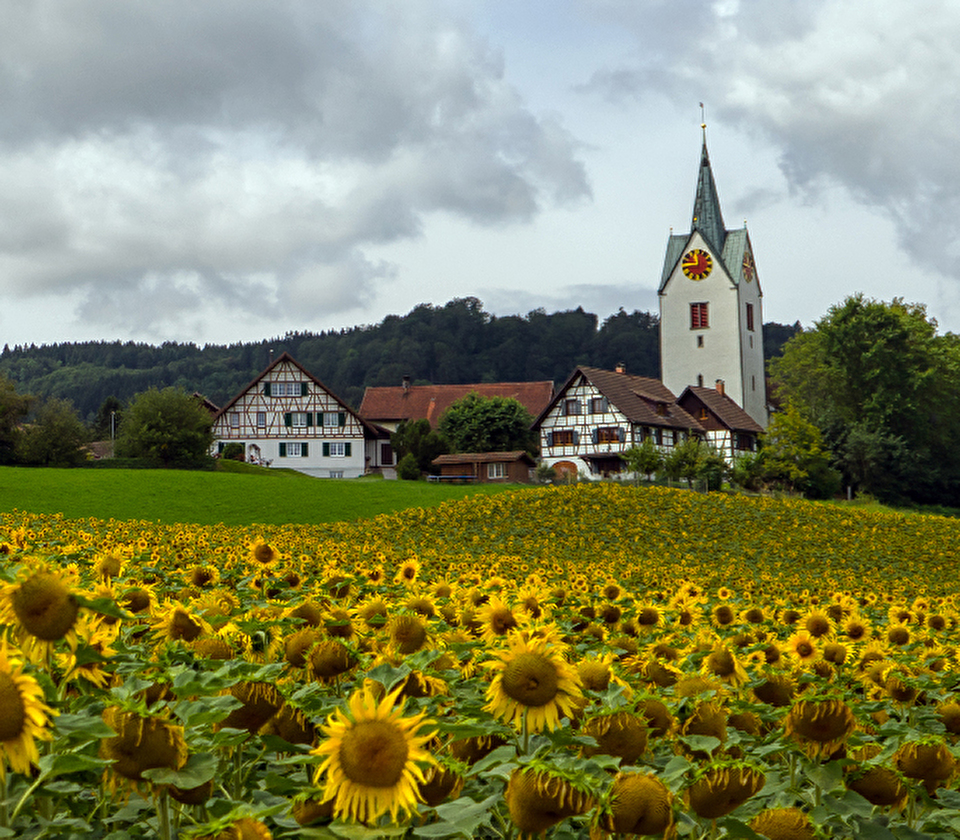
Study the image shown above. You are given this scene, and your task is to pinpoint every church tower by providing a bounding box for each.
[658,129,768,427]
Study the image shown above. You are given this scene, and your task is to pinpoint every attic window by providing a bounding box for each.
[564,399,581,416]
[656,402,668,416]
[699,407,709,421]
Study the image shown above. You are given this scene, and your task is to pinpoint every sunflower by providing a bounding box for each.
[249,539,281,567]
[596,772,673,838]
[686,760,765,820]
[749,807,816,840]
[312,684,436,824]
[581,710,648,764]
[151,601,213,648]
[700,643,748,687]
[801,607,835,638]
[100,705,188,785]
[785,629,819,665]
[387,613,430,655]
[0,566,80,661]
[784,696,857,758]
[894,737,957,794]
[484,632,582,733]
[504,764,595,839]
[476,597,523,642]
[394,558,421,586]
[0,642,54,778]
[58,614,118,689]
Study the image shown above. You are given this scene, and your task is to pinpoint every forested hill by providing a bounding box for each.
[1,297,800,422]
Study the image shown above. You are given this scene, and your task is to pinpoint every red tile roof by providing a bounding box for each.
[359,381,555,428]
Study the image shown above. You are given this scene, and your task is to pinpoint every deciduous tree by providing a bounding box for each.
[115,388,214,467]
[438,393,536,454]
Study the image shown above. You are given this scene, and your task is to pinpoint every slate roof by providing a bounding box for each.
[692,139,727,254]
[679,385,765,433]
[659,140,759,295]
[538,366,704,432]
[359,381,555,428]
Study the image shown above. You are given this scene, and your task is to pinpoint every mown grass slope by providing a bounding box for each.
[0,464,522,525]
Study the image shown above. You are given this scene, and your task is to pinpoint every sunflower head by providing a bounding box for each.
[749,806,816,840]
[313,684,437,824]
[505,765,595,838]
[581,710,648,764]
[484,632,582,733]
[598,772,673,838]
[5,569,80,647]
[686,760,765,820]
[785,696,857,758]
[0,642,55,777]
[100,706,188,784]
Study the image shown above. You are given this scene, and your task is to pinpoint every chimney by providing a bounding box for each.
[715,379,725,396]
[402,375,411,392]
[615,362,626,374]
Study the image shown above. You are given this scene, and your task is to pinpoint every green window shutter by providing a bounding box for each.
[344,442,351,457]
[338,412,346,427]
[301,382,308,397]
[284,413,292,427]
[323,442,330,457]
[263,382,271,396]
[302,442,308,457]
[279,443,287,457]
[306,412,314,427]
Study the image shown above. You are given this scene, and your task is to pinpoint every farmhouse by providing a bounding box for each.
[210,352,389,478]
[533,366,762,479]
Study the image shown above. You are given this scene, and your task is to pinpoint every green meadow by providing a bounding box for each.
[0,463,521,526]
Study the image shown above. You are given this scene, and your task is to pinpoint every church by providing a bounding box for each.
[658,127,768,428]
[533,129,768,478]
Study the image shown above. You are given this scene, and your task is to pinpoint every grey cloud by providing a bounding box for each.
[581,0,960,286]
[0,1,591,336]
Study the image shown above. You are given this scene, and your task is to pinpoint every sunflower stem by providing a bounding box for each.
[9,776,44,824]
[0,771,8,829]
[157,786,171,840]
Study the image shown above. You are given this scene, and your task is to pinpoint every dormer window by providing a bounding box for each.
[656,402,668,416]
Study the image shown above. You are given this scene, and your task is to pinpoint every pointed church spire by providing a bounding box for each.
[691,111,726,254]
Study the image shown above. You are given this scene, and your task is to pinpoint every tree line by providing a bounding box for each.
[1,297,799,422]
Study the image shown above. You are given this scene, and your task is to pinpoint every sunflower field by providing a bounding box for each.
[1,482,960,839]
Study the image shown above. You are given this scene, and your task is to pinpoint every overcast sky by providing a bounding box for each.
[2,0,958,348]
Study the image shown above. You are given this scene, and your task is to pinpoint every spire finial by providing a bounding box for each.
[699,102,706,142]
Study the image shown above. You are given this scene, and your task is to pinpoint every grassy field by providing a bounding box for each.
[0,463,523,525]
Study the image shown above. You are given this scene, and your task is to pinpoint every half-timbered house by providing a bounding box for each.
[534,365,705,479]
[675,381,764,462]
[211,352,388,478]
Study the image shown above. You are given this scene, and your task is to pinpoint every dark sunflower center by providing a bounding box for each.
[707,650,735,676]
[123,589,151,613]
[490,609,518,635]
[502,652,559,706]
[254,544,275,563]
[339,720,409,787]
[796,642,814,658]
[169,609,202,641]
[0,672,26,741]
[11,573,79,640]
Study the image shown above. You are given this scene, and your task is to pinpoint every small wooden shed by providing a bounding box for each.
[430,451,536,483]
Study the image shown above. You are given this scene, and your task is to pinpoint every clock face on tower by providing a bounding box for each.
[682,248,713,280]
[742,252,755,282]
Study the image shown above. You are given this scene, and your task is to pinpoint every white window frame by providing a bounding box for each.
[487,462,506,479]
[324,411,341,427]
[290,412,309,427]
[286,442,304,457]
[256,412,266,428]
[329,470,344,479]
[329,442,346,458]
[229,413,240,428]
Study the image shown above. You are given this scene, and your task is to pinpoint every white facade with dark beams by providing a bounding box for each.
[533,365,705,479]
[211,352,388,478]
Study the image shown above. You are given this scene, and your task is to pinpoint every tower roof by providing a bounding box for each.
[691,138,726,253]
